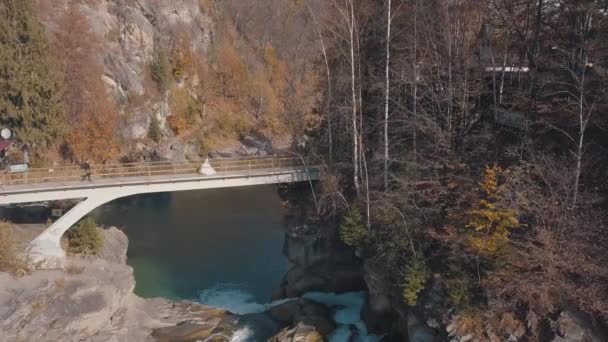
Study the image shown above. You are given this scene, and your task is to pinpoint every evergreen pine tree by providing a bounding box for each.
[148,115,162,142]
[0,0,65,147]
[340,208,368,247]
[151,48,171,91]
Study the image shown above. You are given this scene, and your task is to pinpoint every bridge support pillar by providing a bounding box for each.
[27,194,119,269]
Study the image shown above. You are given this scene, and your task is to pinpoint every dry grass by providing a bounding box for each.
[454,309,525,341]
[0,222,30,277]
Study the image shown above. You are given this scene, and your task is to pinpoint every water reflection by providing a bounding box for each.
[92,185,289,302]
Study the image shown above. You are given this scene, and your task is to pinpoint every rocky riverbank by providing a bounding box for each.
[0,223,346,342]
[273,186,607,342]
[274,222,366,299]
[0,227,241,342]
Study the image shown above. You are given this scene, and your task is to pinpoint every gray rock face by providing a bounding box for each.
[39,0,214,155]
[0,257,135,341]
[154,139,203,161]
[551,311,605,342]
[268,299,336,337]
[275,223,365,299]
[97,227,129,264]
[0,228,238,342]
[408,314,438,342]
[70,0,213,99]
[205,135,276,159]
[241,135,273,155]
[361,259,399,335]
[363,259,392,317]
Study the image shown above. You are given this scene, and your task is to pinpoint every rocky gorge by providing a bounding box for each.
[0,224,341,342]
[33,0,296,164]
[1,188,606,342]
[0,227,240,341]
[275,185,608,342]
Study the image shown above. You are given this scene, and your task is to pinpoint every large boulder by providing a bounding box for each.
[241,135,273,155]
[268,299,335,337]
[269,322,325,342]
[551,311,605,342]
[362,259,393,329]
[408,314,439,342]
[275,223,365,299]
[97,227,129,264]
[150,303,236,342]
[0,258,135,341]
[0,228,240,341]
[279,263,365,298]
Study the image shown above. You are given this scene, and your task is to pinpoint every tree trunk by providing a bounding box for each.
[349,0,360,198]
[572,66,587,209]
[383,0,392,190]
[307,1,333,162]
[412,0,418,168]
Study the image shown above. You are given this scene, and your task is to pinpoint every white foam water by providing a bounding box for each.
[228,327,254,342]
[198,283,294,315]
[303,292,382,342]
[199,283,294,341]
[199,284,381,342]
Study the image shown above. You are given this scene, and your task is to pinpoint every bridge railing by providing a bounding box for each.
[0,156,305,187]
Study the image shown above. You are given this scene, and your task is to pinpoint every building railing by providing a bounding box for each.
[0,156,307,188]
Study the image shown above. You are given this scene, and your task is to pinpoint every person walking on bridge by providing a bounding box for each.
[81,159,92,182]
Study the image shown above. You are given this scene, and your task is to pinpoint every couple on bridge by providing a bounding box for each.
[78,158,216,182]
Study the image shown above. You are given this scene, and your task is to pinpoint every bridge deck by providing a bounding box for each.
[0,156,315,196]
[0,167,311,196]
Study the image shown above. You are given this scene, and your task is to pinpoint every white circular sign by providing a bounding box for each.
[1,128,11,140]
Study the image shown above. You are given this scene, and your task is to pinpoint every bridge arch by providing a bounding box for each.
[0,157,319,268]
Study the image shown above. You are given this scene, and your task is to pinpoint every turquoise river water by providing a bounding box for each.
[92,185,379,342]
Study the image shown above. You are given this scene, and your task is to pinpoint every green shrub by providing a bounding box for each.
[151,48,171,91]
[340,208,368,247]
[148,116,162,142]
[447,279,470,306]
[67,217,102,256]
[168,86,202,134]
[402,258,428,306]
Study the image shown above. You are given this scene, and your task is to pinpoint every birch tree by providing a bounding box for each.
[383,0,392,190]
[332,0,361,197]
[307,0,334,162]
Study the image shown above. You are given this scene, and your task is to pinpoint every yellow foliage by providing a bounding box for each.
[402,258,428,306]
[198,0,214,13]
[217,42,247,98]
[455,309,525,340]
[0,222,29,276]
[172,35,194,80]
[293,68,322,132]
[193,39,321,140]
[454,310,486,339]
[70,106,119,163]
[212,98,251,134]
[168,86,201,134]
[467,165,520,255]
[340,208,367,247]
[446,278,470,306]
[264,44,278,70]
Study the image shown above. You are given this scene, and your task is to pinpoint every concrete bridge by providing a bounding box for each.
[0,156,319,268]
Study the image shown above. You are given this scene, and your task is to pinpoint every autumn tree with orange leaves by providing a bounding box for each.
[53,7,119,162]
